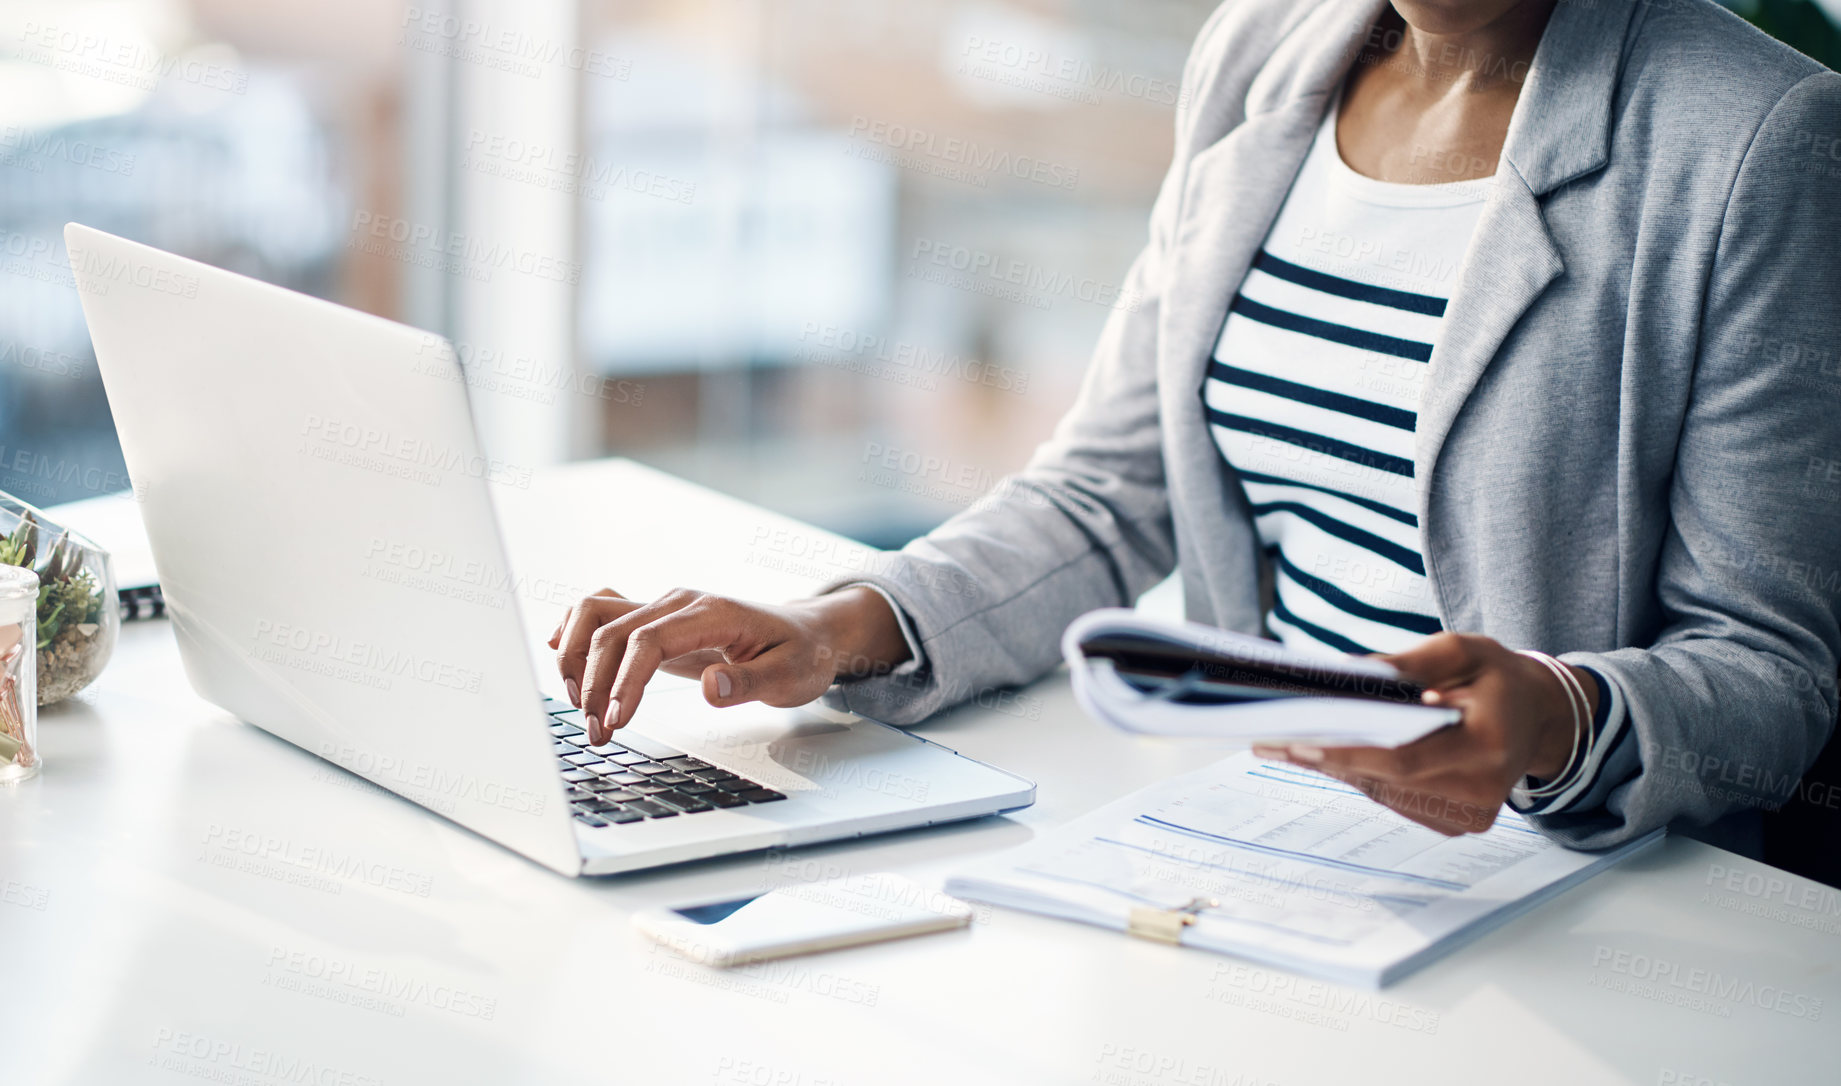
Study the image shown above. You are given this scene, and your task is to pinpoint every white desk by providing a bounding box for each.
[6,459,1836,1086]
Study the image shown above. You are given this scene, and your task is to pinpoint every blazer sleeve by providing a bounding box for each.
[816,5,1270,726]
[1537,71,1841,849]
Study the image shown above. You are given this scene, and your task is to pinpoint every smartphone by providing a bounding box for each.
[632,873,974,968]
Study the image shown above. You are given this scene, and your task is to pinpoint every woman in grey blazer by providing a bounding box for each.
[554,0,1841,852]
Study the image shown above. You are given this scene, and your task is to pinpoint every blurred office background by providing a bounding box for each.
[2,0,1837,550]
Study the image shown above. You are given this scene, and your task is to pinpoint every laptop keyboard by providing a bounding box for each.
[542,698,785,827]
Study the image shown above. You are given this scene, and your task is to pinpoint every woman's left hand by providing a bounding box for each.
[1252,633,1595,835]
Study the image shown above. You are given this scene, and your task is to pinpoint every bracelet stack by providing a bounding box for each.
[1515,650,1595,801]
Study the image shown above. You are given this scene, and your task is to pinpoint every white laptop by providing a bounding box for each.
[64,223,1035,876]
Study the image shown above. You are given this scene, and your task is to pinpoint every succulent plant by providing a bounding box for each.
[0,516,103,651]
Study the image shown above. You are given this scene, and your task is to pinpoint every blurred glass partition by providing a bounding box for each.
[0,0,408,508]
[577,0,1219,546]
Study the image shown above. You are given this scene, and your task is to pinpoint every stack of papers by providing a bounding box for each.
[946,752,1662,988]
[1062,609,1459,748]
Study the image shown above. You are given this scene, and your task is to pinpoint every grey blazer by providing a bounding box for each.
[827,0,1841,850]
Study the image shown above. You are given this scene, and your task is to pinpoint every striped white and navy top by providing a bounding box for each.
[1207,103,1632,815]
[1205,102,1487,658]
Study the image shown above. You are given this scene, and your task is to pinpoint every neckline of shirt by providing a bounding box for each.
[1318,96,1495,210]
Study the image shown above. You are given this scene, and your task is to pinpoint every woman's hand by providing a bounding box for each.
[1253,633,1594,835]
[548,585,911,746]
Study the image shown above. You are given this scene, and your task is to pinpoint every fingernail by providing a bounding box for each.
[566,677,581,708]
[1251,744,1284,759]
[607,699,621,730]
[716,672,732,699]
[1288,745,1325,764]
[585,714,600,743]
[1422,689,1442,704]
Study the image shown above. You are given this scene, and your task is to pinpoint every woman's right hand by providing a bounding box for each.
[548,585,911,746]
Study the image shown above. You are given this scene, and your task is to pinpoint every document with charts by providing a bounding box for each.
[945,752,1662,988]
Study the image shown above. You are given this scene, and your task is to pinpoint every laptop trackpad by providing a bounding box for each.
[621,688,936,807]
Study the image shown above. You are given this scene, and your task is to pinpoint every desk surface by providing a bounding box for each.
[6,459,1837,1086]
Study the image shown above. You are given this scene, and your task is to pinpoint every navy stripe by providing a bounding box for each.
[1230,295,1434,363]
[1250,501,1426,575]
[1208,361,1416,431]
[1274,551,1441,636]
[1206,407,1416,478]
[1233,469,1418,528]
[1253,250,1448,317]
[1270,595,1373,656]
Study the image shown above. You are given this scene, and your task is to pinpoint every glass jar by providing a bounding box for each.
[0,491,120,706]
[0,564,39,783]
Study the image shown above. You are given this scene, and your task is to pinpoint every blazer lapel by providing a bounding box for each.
[1415,0,1641,506]
[1158,0,1384,468]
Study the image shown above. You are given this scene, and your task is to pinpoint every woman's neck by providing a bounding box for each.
[1376,0,1557,98]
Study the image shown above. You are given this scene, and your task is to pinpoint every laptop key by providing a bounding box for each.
[713,779,756,794]
[581,800,619,814]
[563,753,601,767]
[662,756,711,771]
[602,809,645,824]
[654,773,693,786]
[622,800,676,818]
[560,769,597,783]
[676,782,718,795]
[702,792,747,808]
[632,783,672,795]
[586,743,626,756]
[652,790,713,813]
[738,789,787,804]
[627,762,672,776]
[548,724,576,738]
[608,772,646,786]
[690,768,739,782]
[609,752,650,767]
[601,790,640,803]
[580,779,620,793]
[552,741,581,755]
[573,812,608,827]
[584,763,626,777]
[606,731,685,760]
